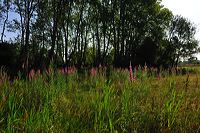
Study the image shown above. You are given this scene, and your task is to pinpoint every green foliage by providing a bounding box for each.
[2,0,197,69]
[161,81,184,131]
[167,15,199,67]
[0,68,199,132]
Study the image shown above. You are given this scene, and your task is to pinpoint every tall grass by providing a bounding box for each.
[0,67,199,132]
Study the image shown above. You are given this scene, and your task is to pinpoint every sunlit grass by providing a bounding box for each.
[0,67,199,132]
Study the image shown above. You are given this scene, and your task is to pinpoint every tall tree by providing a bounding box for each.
[2,0,199,71]
[13,0,38,70]
[0,0,11,42]
[168,15,199,67]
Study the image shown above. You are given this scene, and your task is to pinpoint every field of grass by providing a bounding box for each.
[179,65,200,73]
[0,67,199,132]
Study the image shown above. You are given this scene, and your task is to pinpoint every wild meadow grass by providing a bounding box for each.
[0,67,199,132]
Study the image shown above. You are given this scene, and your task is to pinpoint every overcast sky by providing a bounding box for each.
[161,0,200,59]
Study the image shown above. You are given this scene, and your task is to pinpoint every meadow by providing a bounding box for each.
[0,66,199,132]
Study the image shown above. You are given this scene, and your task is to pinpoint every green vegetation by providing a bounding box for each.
[0,0,199,70]
[0,67,199,132]
[0,0,199,132]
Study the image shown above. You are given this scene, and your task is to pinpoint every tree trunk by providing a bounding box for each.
[83,25,89,66]
[120,0,126,65]
[1,1,9,42]
[49,0,61,63]
[96,19,101,66]
[70,2,84,65]
[63,1,71,67]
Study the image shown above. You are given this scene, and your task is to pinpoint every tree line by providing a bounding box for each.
[0,0,199,73]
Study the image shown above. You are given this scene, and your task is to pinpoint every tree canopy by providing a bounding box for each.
[0,0,199,72]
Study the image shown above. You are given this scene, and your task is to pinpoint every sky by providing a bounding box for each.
[161,0,200,59]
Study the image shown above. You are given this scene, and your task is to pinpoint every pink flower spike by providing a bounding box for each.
[133,67,137,81]
[90,67,97,76]
[129,61,133,81]
[29,69,35,80]
[68,67,72,74]
[65,67,68,74]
